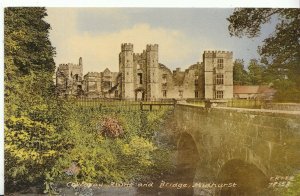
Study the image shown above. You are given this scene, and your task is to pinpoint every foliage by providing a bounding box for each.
[284,174,300,196]
[49,107,175,185]
[274,174,300,196]
[4,7,71,193]
[228,8,300,191]
[100,117,124,138]
[4,7,56,75]
[233,59,267,85]
[272,80,300,103]
[228,9,300,102]
[248,59,266,85]
[233,59,250,85]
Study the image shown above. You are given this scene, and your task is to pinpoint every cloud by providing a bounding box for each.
[46,8,217,73]
[46,8,77,48]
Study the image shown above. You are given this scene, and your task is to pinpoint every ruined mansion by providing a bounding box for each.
[56,43,233,101]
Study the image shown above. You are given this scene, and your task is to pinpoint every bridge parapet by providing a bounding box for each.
[173,104,300,194]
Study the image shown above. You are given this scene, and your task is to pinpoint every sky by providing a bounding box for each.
[46,8,276,74]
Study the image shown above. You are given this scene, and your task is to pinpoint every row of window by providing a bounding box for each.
[127,58,224,84]
[137,73,201,85]
[133,72,224,85]
[126,58,224,68]
[87,82,224,99]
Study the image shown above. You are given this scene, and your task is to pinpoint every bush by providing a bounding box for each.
[48,107,175,186]
[100,117,124,138]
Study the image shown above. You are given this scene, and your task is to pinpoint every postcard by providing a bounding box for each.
[3,5,300,196]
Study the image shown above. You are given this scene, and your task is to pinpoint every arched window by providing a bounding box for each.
[138,73,143,84]
[195,74,199,85]
[162,77,167,84]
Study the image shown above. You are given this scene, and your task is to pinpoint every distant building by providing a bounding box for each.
[233,85,276,100]
[56,43,234,100]
[83,68,119,98]
[56,57,84,97]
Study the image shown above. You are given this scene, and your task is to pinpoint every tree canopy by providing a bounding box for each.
[233,59,267,86]
[248,59,266,85]
[4,8,72,193]
[233,59,250,85]
[5,8,56,75]
[228,9,300,101]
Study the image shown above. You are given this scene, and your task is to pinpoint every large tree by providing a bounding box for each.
[228,9,300,101]
[4,8,71,193]
[248,59,265,85]
[233,59,250,85]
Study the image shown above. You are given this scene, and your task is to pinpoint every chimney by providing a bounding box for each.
[79,57,82,66]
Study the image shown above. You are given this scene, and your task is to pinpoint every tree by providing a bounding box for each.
[233,59,250,85]
[228,9,300,101]
[4,8,71,193]
[4,8,56,75]
[248,59,265,85]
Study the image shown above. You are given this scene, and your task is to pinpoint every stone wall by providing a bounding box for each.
[117,43,233,101]
[203,51,233,99]
[119,43,135,99]
[56,57,83,97]
[173,104,300,194]
[157,63,204,100]
[263,103,300,111]
[83,72,102,98]
[56,44,234,100]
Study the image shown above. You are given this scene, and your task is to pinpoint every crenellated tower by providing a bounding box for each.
[146,44,159,101]
[119,43,135,99]
[56,57,84,97]
[203,51,233,99]
[79,57,83,73]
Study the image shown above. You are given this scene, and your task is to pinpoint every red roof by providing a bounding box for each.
[258,85,277,94]
[233,85,276,94]
[233,85,260,94]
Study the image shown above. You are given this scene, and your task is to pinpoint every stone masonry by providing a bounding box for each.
[56,43,233,100]
[172,104,300,195]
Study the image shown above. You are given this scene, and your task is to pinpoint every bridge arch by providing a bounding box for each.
[217,159,269,196]
[171,104,300,195]
[176,132,200,195]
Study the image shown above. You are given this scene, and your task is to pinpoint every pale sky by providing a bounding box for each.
[46,8,276,74]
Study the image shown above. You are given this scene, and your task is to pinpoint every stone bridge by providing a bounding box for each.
[171,104,300,195]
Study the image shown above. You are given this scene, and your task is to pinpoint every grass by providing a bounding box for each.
[226,99,263,109]
[71,98,267,110]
